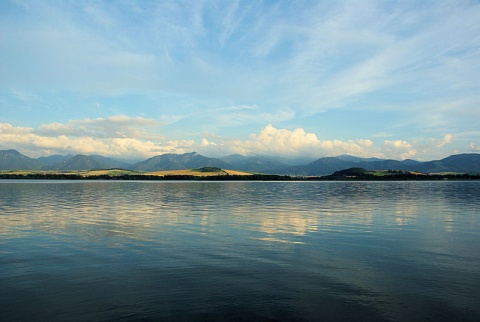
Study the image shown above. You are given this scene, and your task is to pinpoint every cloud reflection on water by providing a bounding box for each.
[1,181,480,321]
[0,181,478,245]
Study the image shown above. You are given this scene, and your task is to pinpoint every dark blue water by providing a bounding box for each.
[1,180,479,321]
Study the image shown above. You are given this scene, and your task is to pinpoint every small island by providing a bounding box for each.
[317,168,480,180]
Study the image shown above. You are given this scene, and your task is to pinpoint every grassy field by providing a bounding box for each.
[82,169,141,176]
[144,169,253,176]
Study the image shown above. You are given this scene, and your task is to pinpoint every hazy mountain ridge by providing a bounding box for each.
[37,155,72,166]
[269,153,480,176]
[48,155,131,171]
[335,154,386,163]
[1,149,479,175]
[0,149,39,170]
[133,152,230,172]
[218,154,289,173]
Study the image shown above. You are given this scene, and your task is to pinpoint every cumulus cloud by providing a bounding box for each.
[0,123,34,135]
[200,138,216,147]
[37,123,79,137]
[200,124,455,160]
[0,116,193,159]
[222,124,378,158]
[403,133,455,159]
[382,140,417,160]
[2,1,479,156]
[0,119,462,161]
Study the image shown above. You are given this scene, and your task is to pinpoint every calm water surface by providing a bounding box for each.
[1,180,479,321]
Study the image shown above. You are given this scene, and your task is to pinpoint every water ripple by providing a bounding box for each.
[1,180,480,321]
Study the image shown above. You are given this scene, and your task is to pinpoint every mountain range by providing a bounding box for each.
[1,149,480,175]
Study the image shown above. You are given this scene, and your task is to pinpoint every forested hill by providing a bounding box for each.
[1,149,480,175]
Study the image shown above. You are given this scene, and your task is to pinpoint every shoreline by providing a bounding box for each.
[1,172,479,181]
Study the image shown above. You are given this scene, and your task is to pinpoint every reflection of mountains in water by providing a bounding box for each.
[1,149,480,176]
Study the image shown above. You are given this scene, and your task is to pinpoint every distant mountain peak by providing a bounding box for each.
[1,149,22,156]
[0,149,38,170]
[132,152,229,172]
[336,154,385,163]
[0,150,479,175]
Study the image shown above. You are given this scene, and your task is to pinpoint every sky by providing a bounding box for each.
[1,0,480,161]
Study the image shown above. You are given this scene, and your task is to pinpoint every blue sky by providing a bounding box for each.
[1,0,479,161]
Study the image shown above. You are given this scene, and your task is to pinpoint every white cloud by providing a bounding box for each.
[0,117,193,159]
[469,143,480,152]
[382,140,417,160]
[1,2,478,161]
[200,138,216,147]
[37,115,162,139]
[435,134,453,148]
[406,133,455,160]
[213,107,295,128]
[213,104,258,112]
[0,123,34,135]
[222,124,378,158]
[0,2,159,93]
[158,114,187,126]
[37,123,79,137]
[201,124,456,160]
[0,120,467,161]
[2,0,479,136]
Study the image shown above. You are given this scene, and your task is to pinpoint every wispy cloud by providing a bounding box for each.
[212,107,295,128]
[1,1,479,159]
[37,116,162,139]
[2,1,479,107]
[0,2,158,93]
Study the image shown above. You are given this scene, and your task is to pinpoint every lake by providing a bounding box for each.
[1,180,479,321]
